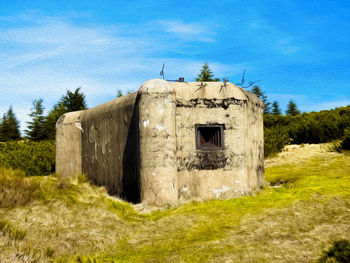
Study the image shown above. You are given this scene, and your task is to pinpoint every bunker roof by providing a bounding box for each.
[138,79,263,107]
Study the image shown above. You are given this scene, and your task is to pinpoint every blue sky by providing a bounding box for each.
[1,1,350,132]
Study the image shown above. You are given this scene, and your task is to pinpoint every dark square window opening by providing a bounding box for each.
[196,124,224,150]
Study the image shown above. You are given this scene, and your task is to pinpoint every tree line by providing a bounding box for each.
[0,63,298,142]
[0,88,87,142]
[1,63,349,155]
[195,63,350,154]
[196,62,301,116]
[0,82,298,142]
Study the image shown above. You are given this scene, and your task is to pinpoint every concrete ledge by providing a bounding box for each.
[138,79,174,95]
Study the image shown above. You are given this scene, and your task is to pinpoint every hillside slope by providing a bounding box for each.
[0,144,349,262]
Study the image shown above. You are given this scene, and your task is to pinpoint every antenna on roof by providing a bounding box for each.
[220,79,228,93]
[160,63,165,80]
[160,63,185,82]
[236,69,261,89]
[236,70,245,86]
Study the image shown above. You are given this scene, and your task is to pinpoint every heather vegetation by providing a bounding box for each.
[0,140,55,176]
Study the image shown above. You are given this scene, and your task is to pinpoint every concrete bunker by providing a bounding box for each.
[56,79,264,206]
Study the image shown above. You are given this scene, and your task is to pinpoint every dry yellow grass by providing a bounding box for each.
[0,144,349,262]
[209,196,350,262]
[0,173,132,262]
[265,143,338,168]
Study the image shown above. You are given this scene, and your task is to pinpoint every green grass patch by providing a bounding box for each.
[0,146,349,262]
[0,219,26,241]
[66,153,350,262]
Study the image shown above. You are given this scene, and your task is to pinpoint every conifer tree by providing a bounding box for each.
[196,63,219,82]
[25,99,46,141]
[271,101,281,115]
[251,86,271,114]
[117,90,123,98]
[44,88,88,140]
[0,106,21,141]
[60,87,87,112]
[286,100,300,116]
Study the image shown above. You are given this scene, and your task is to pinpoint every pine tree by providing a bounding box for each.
[25,99,46,141]
[0,106,21,141]
[60,87,87,112]
[271,101,281,115]
[286,100,300,116]
[43,88,88,140]
[196,63,219,82]
[44,104,66,140]
[251,86,271,114]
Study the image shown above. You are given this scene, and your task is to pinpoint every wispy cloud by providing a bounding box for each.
[0,13,236,132]
[156,19,216,42]
[276,38,300,54]
[303,100,350,112]
[247,20,302,55]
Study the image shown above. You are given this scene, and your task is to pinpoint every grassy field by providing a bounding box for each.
[0,144,349,262]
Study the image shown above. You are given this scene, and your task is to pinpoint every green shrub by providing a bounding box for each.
[317,239,350,263]
[341,128,350,150]
[264,105,350,157]
[328,140,343,153]
[0,140,55,176]
[264,126,290,157]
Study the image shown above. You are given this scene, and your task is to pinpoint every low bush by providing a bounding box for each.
[264,105,350,157]
[341,128,350,150]
[0,140,55,176]
[264,125,290,157]
[328,140,343,153]
[317,239,350,263]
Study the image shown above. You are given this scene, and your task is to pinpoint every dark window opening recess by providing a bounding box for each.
[196,124,224,150]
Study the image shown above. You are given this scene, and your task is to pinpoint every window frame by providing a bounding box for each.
[195,124,224,150]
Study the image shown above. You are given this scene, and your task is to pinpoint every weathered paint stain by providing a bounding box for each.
[143,119,149,127]
[175,97,249,110]
[210,185,232,197]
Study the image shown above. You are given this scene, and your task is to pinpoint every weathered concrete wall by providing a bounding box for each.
[80,92,139,202]
[172,82,264,200]
[56,111,84,177]
[242,89,264,191]
[138,80,178,205]
[56,79,264,206]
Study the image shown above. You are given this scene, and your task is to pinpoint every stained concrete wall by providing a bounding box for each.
[56,111,84,177]
[138,80,178,205]
[81,92,139,202]
[172,82,264,200]
[56,79,264,206]
[242,89,264,191]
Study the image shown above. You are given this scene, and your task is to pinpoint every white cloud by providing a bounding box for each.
[303,100,350,112]
[276,38,300,54]
[156,20,216,42]
[0,13,238,132]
